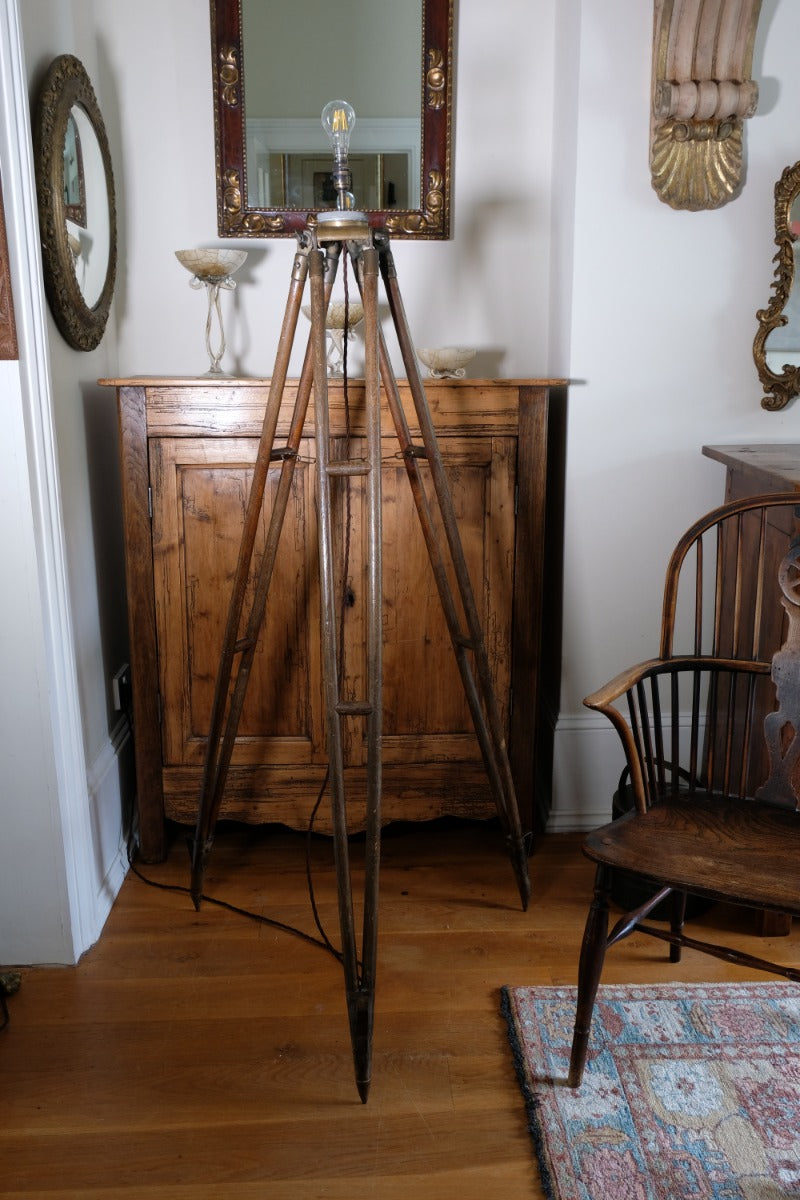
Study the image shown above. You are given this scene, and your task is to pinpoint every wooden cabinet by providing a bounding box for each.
[105,378,567,861]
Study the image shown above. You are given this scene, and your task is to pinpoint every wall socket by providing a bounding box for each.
[112,662,131,711]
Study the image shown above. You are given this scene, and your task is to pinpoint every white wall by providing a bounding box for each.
[0,0,132,964]
[0,361,73,963]
[551,0,800,829]
[4,0,800,961]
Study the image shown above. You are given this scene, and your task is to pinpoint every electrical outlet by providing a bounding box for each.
[112,662,131,711]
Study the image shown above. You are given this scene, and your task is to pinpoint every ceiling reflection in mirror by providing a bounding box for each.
[242,0,422,213]
[211,0,453,238]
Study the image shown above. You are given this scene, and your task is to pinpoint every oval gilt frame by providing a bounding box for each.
[32,54,117,351]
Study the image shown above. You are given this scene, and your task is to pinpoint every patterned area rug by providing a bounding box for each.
[501,981,800,1200]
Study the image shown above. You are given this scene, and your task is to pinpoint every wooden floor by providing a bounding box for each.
[3,819,800,1199]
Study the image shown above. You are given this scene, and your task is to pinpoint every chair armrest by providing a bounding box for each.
[583,658,665,712]
[583,657,771,813]
[583,655,769,712]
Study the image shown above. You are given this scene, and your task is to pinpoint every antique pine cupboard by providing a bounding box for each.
[103,377,567,861]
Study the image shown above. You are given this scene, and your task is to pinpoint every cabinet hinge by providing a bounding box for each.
[514,483,519,516]
[156,692,162,724]
[147,486,153,520]
[508,688,514,718]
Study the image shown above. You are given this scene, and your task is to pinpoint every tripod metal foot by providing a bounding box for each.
[507,834,532,912]
[348,988,374,1104]
[188,834,212,910]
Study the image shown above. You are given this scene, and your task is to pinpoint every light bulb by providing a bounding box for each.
[321,100,357,210]
[321,100,356,166]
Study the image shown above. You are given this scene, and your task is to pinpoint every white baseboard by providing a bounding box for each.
[81,719,134,954]
[548,708,702,833]
[548,711,628,832]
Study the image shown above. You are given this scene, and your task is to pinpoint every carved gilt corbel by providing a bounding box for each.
[651,0,763,211]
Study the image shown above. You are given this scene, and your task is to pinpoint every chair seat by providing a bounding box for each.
[583,794,800,915]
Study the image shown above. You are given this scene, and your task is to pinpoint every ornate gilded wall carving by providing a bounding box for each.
[651,0,763,211]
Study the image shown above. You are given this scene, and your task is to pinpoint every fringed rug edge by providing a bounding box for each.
[499,985,558,1200]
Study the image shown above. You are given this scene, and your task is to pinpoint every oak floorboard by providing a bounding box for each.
[2,821,799,1199]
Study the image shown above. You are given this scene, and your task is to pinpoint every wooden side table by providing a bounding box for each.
[704,444,800,499]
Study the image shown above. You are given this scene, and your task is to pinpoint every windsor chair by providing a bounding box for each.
[569,492,800,1087]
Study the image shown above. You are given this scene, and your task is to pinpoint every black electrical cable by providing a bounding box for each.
[125,834,343,962]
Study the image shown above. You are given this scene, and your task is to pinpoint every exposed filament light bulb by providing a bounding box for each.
[321,99,357,210]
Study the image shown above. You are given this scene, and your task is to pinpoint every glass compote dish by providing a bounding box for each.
[175,248,248,375]
[302,300,365,376]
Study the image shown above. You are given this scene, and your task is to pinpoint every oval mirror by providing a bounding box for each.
[754,160,800,410]
[32,54,117,351]
[211,0,454,239]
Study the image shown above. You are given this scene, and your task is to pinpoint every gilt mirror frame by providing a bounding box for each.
[210,0,454,239]
[754,160,800,411]
[32,54,117,352]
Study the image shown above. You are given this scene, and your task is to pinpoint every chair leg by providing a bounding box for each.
[568,864,611,1088]
[669,888,687,964]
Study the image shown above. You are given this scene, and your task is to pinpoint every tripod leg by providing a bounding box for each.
[190,239,340,905]
[309,245,361,1093]
[311,240,383,1102]
[356,242,383,1101]
[375,234,531,910]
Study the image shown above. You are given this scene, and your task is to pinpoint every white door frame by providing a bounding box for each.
[0,0,97,962]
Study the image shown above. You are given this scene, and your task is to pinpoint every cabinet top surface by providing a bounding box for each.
[99,376,568,388]
[704,444,800,484]
[106,375,567,440]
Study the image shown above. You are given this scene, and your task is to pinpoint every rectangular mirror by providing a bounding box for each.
[211,0,454,239]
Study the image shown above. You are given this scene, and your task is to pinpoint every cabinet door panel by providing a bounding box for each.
[151,437,323,768]
[344,435,515,767]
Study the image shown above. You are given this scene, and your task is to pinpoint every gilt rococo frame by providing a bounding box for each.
[754,160,800,412]
[210,0,454,239]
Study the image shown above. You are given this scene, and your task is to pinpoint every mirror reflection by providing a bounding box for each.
[63,113,86,225]
[242,0,422,213]
[64,105,111,310]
